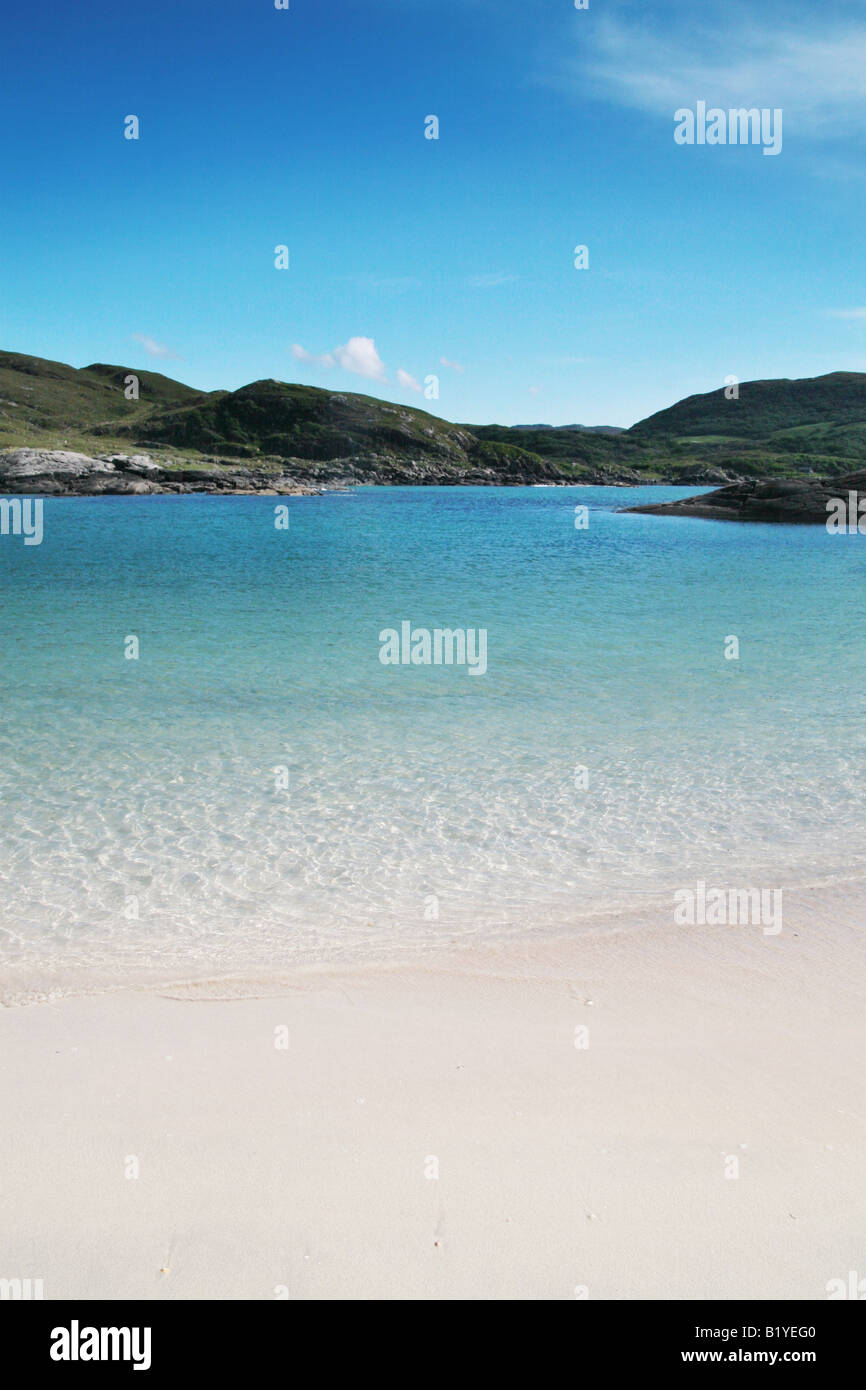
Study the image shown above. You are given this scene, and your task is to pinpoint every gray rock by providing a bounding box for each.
[623,471,866,524]
[77,474,158,495]
[97,453,162,475]
[0,448,115,479]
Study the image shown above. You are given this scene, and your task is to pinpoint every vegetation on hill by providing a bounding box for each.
[0,350,204,447]
[631,372,866,439]
[473,373,866,480]
[1,351,864,484]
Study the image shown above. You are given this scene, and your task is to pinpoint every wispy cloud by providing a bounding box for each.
[291,337,387,381]
[827,308,866,320]
[131,333,180,360]
[396,368,423,393]
[557,7,866,136]
[291,343,333,369]
[440,356,465,372]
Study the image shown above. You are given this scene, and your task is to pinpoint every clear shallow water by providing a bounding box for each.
[2,485,865,998]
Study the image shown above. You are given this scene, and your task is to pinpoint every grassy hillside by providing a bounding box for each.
[631,371,866,440]
[120,377,481,462]
[469,424,660,477]
[0,350,206,449]
[0,352,554,480]
[2,349,865,482]
[477,373,866,479]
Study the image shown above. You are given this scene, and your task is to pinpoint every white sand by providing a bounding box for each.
[2,891,865,1300]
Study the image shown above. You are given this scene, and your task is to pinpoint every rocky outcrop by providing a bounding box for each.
[622,472,866,524]
[1,449,117,485]
[0,444,562,494]
[0,449,328,495]
[670,466,744,486]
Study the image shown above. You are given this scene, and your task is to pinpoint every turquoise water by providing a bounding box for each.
[2,485,865,998]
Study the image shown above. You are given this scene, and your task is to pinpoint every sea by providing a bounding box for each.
[2,484,865,1000]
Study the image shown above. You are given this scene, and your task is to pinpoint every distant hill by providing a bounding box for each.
[631,372,866,439]
[509,423,625,435]
[475,372,866,480]
[1,349,865,486]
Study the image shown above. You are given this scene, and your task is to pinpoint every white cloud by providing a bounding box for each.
[396,368,422,393]
[528,386,540,396]
[291,337,387,381]
[131,333,179,360]
[827,308,866,319]
[333,338,387,379]
[440,356,465,372]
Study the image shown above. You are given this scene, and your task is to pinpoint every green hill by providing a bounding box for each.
[2,348,865,484]
[0,351,556,481]
[631,371,866,440]
[0,350,205,445]
[117,376,524,469]
[479,372,866,479]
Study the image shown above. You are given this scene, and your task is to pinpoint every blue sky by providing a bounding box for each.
[1,0,864,426]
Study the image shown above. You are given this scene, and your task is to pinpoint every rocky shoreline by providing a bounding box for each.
[0,449,330,495]
[0,448,749,495]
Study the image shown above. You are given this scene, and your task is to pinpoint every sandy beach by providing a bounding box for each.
[2,885,864,1301]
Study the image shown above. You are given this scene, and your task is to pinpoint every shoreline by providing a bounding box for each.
[4,875,865,1009]
[0,447,745,495]
[2,904,864,1300]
